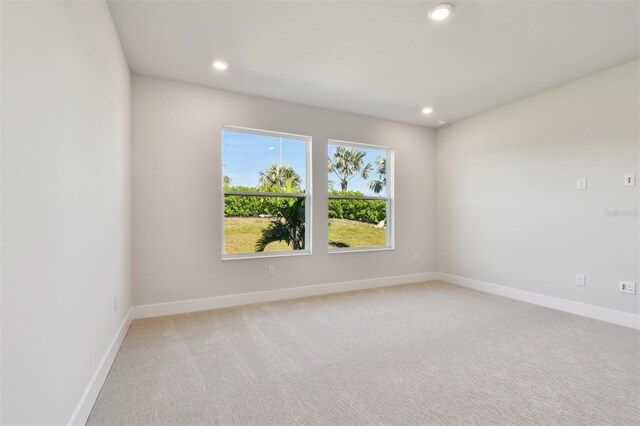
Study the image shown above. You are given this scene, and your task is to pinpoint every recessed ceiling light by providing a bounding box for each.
[421,107,433,114]
[428,3,454,21]
[438,119,447,125]
[212,60,228,71]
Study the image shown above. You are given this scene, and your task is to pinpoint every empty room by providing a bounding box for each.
[1,0,639,425]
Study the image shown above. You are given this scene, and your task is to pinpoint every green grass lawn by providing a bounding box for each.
[328,218,386,248]
[224,217,290,253]
[224,217,386,254]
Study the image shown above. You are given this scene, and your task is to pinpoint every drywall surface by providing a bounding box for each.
[1,1,131,424]
[436,60,639,314]
[132,75,435,306]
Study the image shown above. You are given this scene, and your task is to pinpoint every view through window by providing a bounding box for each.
[222,127,310,258]
[328,141,393,251]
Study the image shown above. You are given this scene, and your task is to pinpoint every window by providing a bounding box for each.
[222,126,311,259]
[328,140,393,252]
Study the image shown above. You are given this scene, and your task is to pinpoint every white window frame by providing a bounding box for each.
[327,139,394,254]
[221,125,312,260]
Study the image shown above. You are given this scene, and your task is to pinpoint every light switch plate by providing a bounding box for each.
[619,281,636,295]
[576,178,587,190]
[624,174,635,186]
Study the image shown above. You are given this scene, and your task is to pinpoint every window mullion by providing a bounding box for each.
[224,191,306,198]
[327,195,388,201]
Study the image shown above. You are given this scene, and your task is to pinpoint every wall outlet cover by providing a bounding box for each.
[576,178,587,190]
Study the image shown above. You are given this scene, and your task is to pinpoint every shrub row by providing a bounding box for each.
[328,191,386,224]
[224,187,386,224]
[223,186,305,217]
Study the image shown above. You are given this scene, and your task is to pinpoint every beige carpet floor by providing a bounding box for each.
[87,281,640,425]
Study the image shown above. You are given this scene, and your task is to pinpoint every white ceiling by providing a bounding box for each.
[107,0,639,127]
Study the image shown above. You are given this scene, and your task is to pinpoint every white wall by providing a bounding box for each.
[1,1,131,424]
[132,75,435,306]
[2,4,634,420]
[436,60,639,315]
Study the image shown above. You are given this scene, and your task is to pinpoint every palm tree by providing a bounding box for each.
[258,164,301,189]
[368,156,386,194]
[255,198,305,251]
[222,175,232,188]
[328,147,372,191]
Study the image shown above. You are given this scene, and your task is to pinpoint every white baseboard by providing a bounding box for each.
[68,308,133,426]
[436,272,640,330]
[133,272,436,319]
[65,271,636,426]
[133,271,639,329]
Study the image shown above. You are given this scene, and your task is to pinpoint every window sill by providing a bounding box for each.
[222,250,312,261]
[328,246,395,254]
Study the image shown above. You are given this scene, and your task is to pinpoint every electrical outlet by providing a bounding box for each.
[576,178,587,190]
[413,254,420,263]
[624,174,636,186]
[619,281,636,295]
[576,275,585,286]
[268,266,275,277]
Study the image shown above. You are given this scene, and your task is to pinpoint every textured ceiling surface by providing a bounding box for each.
[108,0,640,127]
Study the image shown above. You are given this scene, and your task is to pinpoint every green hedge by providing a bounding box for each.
[328,191,386,224]
[224,186,304,217]
[224,187,385,224]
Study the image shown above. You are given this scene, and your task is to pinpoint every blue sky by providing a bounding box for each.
[222,130,386,196]
[222,130,307,189]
